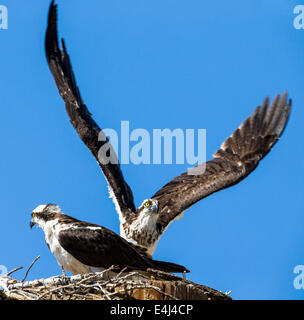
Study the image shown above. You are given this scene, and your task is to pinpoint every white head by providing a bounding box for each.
[30,204,62,229]
[137,199,159,215]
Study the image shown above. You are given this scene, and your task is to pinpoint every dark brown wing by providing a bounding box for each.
[57,220,188,273]
[45,1,136,219]
[152,93,291,231]
[58,226,151,270]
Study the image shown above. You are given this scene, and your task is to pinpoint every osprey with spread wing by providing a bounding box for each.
[45,1,291,257]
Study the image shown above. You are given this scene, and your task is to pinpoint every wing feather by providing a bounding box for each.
[57,217,189,273]
[152,93,291,230]
[58,224,150,270]
[45,2,136,218]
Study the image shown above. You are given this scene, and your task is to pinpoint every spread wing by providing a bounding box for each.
[45,1,136,219]
[152,93,291,231]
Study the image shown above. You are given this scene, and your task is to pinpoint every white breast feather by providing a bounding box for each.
[41,220,103,275]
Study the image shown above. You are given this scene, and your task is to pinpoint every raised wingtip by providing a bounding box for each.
[50,0,56,9]
[48,0,57,20]
[214,92,292,163]
[271,92,292,138]
[45,0,60,63]
[46,0,58,34]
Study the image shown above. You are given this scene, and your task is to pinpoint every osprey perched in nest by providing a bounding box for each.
[45,1,291,257]
[30,204,189,275]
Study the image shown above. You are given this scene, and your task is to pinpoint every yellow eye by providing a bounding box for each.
[145,201,150,207]
[32,212,35,218]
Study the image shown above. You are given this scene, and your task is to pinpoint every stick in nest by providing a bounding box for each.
[22,256,40,282]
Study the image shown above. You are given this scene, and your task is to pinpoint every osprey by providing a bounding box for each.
[29,204,189,275]
[45,1,292,257]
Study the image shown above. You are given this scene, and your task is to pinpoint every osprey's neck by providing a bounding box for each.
[36,218,55,232]
[36,218,60,246]
[121,211,159,256]
[132,211,158,231]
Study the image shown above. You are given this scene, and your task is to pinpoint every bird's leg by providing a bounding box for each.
[182,271,187,280]
[60,266,69,284]
[61,266,67,276]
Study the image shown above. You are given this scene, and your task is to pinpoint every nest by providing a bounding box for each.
[0,259,232,300]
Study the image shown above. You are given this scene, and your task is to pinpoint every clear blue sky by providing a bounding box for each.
[0,0,303,300]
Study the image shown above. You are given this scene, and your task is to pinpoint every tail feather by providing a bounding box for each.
[150,259,190,274]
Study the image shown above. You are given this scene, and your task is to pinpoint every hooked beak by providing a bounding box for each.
[30,221,35,229]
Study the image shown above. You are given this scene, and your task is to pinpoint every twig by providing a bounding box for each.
[22,256,40,282]
[96,283,112,300]
[113,267,128,280]
[6,266,23,277]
